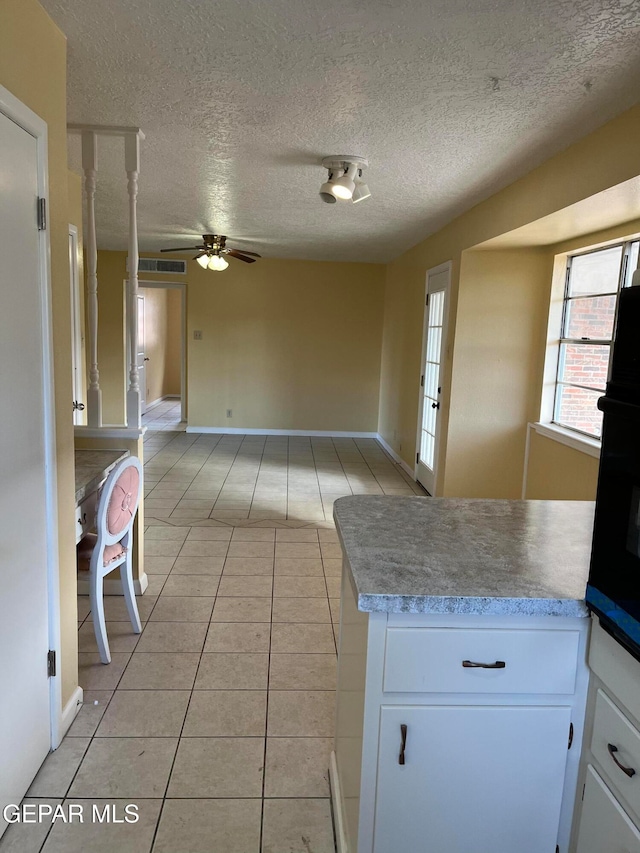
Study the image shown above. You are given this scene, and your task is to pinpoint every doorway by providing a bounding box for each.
[137,281,186,423]
[415,262,451,495]
[69,225,85,424]
[0,86,61,837]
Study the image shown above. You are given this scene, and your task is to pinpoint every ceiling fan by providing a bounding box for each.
[161,234,261,271]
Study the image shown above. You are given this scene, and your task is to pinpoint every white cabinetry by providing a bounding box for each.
[573,620,640,851]
[331,569,590,853]
[374,704,571,853]
[575,765,640,852]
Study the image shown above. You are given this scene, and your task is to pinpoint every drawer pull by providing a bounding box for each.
[399,724,408,765]
[607,743,636,778]
[462,660,506,669]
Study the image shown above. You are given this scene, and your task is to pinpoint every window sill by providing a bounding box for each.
[530,422,601,459]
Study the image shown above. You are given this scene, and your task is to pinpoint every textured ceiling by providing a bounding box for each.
[43,0,640,262]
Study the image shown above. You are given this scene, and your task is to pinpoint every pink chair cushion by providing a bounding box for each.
[107,465,140,536]
[77,533,126,568]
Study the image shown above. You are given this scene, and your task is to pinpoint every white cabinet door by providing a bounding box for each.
[576,765,640,853]
[373,704,571,853]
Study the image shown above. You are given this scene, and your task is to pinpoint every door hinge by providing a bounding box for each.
[47,649,56,678]
[568,722,574,750]
[416,452,419,463]
[556,846,560,853]
[420,375,424,387]
[426,293,429,306]
[37,197,47,231]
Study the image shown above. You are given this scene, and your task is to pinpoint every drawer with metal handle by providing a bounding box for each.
[383,627,580,694]
[591,688,640,822]
[75,491,97,542]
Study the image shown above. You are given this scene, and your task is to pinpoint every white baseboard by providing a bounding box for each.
[186,426,379,438]
[375,433,416,479]
[77,571,149,597]
[58,685,83,745]
[329,751,348,853]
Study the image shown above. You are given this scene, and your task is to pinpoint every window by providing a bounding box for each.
[554,240,639,439]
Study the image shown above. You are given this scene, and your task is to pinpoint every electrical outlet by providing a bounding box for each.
[226,409,232,418]
[193,330,202,340]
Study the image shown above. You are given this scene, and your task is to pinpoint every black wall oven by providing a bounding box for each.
[586,284,640,658]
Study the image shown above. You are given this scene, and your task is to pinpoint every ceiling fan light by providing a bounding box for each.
[352,181,371,204]
[208,254,229,271]
[319,180,337,203]
[196,254,210,269]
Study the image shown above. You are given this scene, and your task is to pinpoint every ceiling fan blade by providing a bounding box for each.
[160,247,197,253]
[227,247,261,258]
[226,249,258,263]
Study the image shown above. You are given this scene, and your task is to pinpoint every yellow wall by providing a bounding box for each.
[96,252,385,432]
[95,251,127,424]
[140,285,181,405]
[0,0,78,706]
[379,104,640,499]
[188,257,385,430]
[165,288,182,396]
[525,432,600,500]
[445,248,552,498]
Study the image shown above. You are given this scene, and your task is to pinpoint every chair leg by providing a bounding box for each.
[89,570,111,665]
[122,554,142,634]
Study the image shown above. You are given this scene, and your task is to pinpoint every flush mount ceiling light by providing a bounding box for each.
[320,156,370,204]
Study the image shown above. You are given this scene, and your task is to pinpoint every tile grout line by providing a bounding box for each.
[259,520,276,850]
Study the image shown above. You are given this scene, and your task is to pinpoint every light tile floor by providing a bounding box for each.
[2,426,423,853]
[141,400,186,432]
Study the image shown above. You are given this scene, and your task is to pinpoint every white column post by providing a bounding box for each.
[125,132,141,429]
[82,131,102,427]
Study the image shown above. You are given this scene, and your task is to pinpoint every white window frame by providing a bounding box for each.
[536,235,639,457]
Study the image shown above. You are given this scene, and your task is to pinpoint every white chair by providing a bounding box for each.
[77,456,143,664]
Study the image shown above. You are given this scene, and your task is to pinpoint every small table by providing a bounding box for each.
[74,448,130,543]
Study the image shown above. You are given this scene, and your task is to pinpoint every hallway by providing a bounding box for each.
[2,431,422,853]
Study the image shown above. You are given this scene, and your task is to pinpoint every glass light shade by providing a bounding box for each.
[208,254,229,271]
[196,254,210,269]
[352,181,371,204]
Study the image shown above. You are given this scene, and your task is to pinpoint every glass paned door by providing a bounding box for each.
[416,266,450,494]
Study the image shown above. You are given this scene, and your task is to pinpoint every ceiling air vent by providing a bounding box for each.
[126,258,187,274]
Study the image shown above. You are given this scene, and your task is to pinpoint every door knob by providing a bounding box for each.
[431,402,440,409]
[72,401,85,411]
[144,357,150,361]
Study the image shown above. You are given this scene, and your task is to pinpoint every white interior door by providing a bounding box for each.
[0,105,54,837]
[137,293,147,414]
[69,226,85,424]
[416,263,450,494]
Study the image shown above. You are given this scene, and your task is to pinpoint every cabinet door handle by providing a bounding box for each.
[462,660,506,669]
[399,724,408,765]
[607,743,636,777]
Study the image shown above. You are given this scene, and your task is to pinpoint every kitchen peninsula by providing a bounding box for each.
[331,496,594,853]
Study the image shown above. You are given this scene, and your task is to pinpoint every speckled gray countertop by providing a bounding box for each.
[333,497,594,617]
[75,449,130,504]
